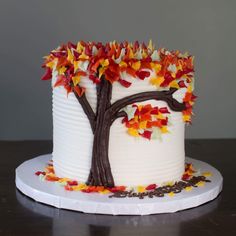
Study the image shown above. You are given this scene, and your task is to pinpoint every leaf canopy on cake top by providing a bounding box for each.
[42,40,196,123]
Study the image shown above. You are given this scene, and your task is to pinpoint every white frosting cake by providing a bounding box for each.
[52,72,186,186]
[41,40,195,189]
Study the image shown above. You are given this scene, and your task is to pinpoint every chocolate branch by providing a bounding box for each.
[73,82,187,187]
[87,80,115,187]
[108,88,186,120]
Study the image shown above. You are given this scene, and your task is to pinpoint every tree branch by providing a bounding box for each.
[73,91,96,133]
[108,88,186,119]
[111,111,126,124]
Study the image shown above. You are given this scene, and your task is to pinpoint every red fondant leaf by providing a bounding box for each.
[105,69,120,83]
[176,68,194,79]
[35,171,46,176]
[192,94,197,101]
[89,74,100,84]
[77,70,87,77]
[64,185,73,191]
[68,180,78,186]
[68,41,76,49]
[73,50,80,59]
[109,186,126,193]
[183,92,192,102]
[182,173,191,181]
[161,119,168,126]
[65,84,72,95]
[85,45,92,56]
[140,114,152,121]
[73,86,85,97]
[122,116,128,124]
[41,68,52,80]
[135,70,150,80]
[150,107,159,114]
[45,175,60,182]
[159,107,170,114]
[57,57,69,68]
[178,80,186,88]
[148,120,162,128]
[51,51,66,58]
[126,67,137,77]
[140,61,152,69]
[140,130,152,140]
[145,184,157,190]
[160,73,174,86]
[134,41,139,50]
[118,78,132,88]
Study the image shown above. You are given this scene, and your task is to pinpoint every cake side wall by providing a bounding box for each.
[52,86,93,182]
[52,72,186,186]
[109,100,185,186]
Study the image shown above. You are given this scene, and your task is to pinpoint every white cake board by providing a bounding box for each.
[15,154,223,215]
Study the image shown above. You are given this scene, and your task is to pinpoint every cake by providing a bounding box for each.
[40,40,200,196]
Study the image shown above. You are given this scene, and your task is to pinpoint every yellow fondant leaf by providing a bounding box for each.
[72,184,87,191]
[169,80,179,89]
[183,115,191,122]
[58,178,70,183]
[137,186,145,193]
[185,186,193,192]
[127,128,139,137]
[101,59,109,67]
[150,63,161,73]
[76,42,83,53]
[187,85,193,93]
[99,189,110,194]
[46,60,56,69]
[72,76,81,86]
[131,61,141,70]
[73,61,80,72]
[67,48,74,63]
[171,72,176,78]
[157,113,164,119]
[139,121,147,129]
[142,50,147,58]
[202,172,212,177]
[196,181,205,187]
[150,76,164,87]
[161,126,168,134]
[129,49,134,58]
[79,53,89,60]
[119,61,127,67]
[99,67,106,78]
[58,66,67,75]
[177,64,183,71]
[168,192,175,197]
[148,39,154,51]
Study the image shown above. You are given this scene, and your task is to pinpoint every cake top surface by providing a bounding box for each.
[41,40,196,122]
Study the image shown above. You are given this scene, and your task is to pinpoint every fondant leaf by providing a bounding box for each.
[72,76,81,86]
[127,128,139,137]
[131,61,141,70]
[140,130,152,140]
[41,68,52,80]
[118,78,132,88]
[73,86,85,97]
[136,70,150,80]
[159,107,170,114]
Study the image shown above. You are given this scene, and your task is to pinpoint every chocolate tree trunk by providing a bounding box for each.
[86,80,115,187]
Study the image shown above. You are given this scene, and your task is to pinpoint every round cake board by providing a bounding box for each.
[15,154,223,215]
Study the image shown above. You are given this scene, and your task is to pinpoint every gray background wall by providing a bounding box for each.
[0,0,235,140]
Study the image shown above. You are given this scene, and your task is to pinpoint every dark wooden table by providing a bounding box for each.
[0,140,236,236]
